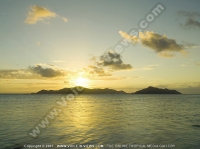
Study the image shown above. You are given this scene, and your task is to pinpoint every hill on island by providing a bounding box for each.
[34,87,126,94]
[133,86,181,94]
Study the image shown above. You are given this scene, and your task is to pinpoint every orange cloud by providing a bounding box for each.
[25,5,56,24]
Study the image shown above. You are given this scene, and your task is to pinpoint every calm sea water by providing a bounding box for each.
[0,94,200,149]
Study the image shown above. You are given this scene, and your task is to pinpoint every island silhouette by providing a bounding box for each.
[33,87,126,94]
[133,86,181,94]
[33,86,181,94]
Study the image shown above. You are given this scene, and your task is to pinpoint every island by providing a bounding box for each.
[33,87,126,94]
[33,86,181,94]
[133,86,181,94]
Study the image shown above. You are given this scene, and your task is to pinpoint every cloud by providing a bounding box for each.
[139,32,184,52]
[62,17,68,22]
[85,51,133,77]
[0,69,33,79]
[29,64,66,78]
[0,64,70,80]
[195,62,200,66]
[119,31,186,57]
[53,60,66,63]
[98,50,133,70]
[141,64,159,70]
[181,41,198,49]
[85,65,111,77]
[87,75,141,81]
[25,5,56,24]
[89,76,127,80]
[119,31,139,43]
[180,60,200,67]
[177,11,200,29]
[177,11,200,18]
[181,64,189,67]
[131,76,140,79]
[158,52,174,58]
[185,18,200,28]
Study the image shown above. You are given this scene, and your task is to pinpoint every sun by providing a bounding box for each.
[74,77,89,87]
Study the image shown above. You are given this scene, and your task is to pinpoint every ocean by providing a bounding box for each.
[0,94,200,149]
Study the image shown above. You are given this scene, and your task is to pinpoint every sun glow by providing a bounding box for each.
[74,77,90,87]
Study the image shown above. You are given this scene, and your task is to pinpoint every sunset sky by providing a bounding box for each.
[0,0,200,94]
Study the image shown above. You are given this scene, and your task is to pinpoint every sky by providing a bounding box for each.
[0,0,200,94]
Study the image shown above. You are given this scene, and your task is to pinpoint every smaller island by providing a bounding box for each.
[133,86,181,94]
